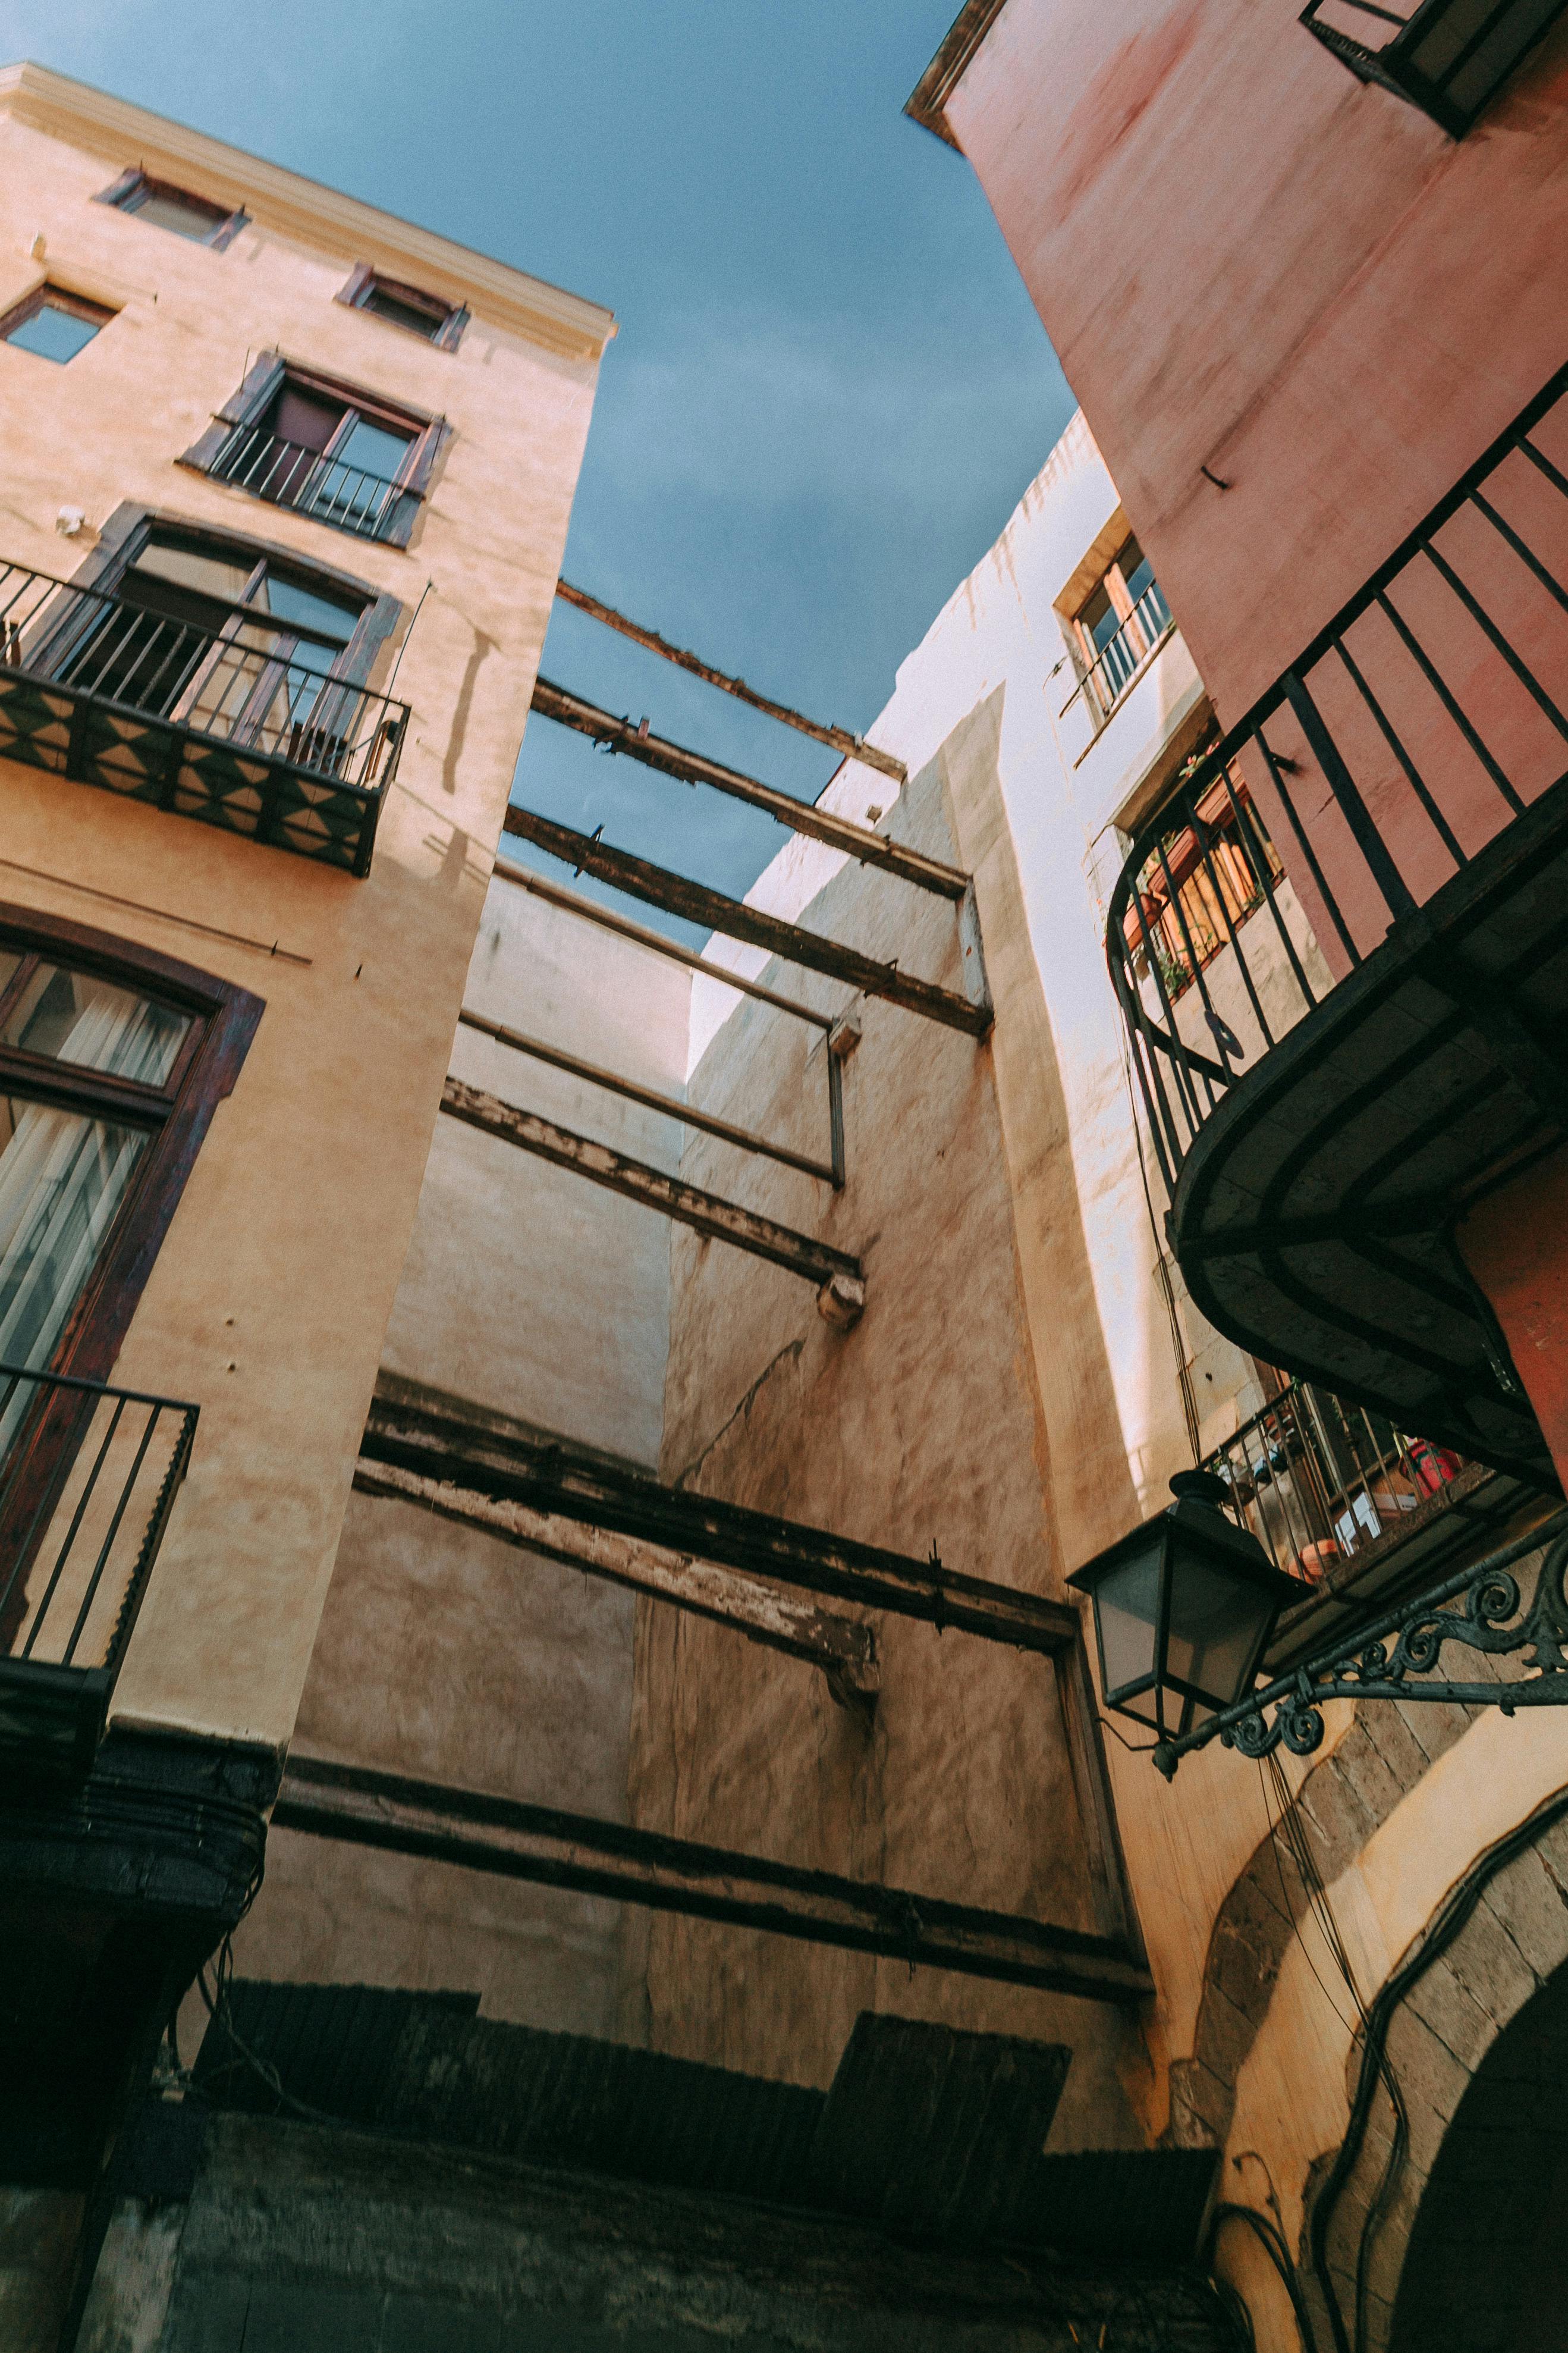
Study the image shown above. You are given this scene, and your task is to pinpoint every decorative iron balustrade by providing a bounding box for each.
[1107,361,1568,1200]
[1206,1375,1469,1585]
[212,424,416,544]
[0,1359,198,1778]
[1300,0,1568,136]
[1151,1510,1568,1777]
[0,559,406,874]
[1062,579,1174,727]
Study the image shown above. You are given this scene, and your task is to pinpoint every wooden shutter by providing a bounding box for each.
[178,353,288,475]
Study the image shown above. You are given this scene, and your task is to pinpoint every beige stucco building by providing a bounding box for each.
[11,22,1568,2353]
[0,60,614,2349]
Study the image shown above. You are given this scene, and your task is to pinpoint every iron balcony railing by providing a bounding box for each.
[1062,581,1174,729]
[0,559,407,875]
[1207,1376,1467,1585]
[1107,360,1568,1200]
[0,1359,198,1779]
[212,424,417,544]
[1300,0,1568,137]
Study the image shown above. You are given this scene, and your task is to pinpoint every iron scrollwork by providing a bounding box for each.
[1154,1516,1568,1778]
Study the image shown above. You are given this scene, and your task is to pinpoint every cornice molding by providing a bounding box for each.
[905,0,1012,149]
[0,61,617,364]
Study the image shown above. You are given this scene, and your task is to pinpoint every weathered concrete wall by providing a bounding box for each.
[83,2113,1226,2352]
[0,2186,79,2353]
[0,70,611,1755]
[631,747,1148,2144]
[236,876,689,2037]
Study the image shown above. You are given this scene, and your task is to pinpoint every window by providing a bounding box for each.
[0,287,114,364]
[0,914,259,1394]
[94,168,248,251]
[183,356,447,547]
[49,526,373,766]
[1121,746,1283,1005]
[338,265,469,350]
[0,919,257,1673]
[1069,534,1174,721]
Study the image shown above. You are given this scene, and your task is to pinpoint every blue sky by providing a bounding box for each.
[4,2,1073,930]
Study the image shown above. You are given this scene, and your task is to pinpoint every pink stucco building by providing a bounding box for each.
[912,1,1568,1492]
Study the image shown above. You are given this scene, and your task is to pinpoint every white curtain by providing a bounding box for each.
[0,974,183,1440]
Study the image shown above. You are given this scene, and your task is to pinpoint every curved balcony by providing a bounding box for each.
[1107,363,1568,1492]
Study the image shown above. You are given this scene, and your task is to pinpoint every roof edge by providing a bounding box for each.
[904,0,1012,148]
[0,61,617,363]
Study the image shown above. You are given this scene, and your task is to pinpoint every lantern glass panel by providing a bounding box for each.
[1093,1540,1164,1707]
[1166,1549,1278,1710]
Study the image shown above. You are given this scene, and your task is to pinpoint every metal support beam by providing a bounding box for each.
[440,1077,866,1323]
[531,677,961,898]
[501,805,993,1039]
[360,1389,1080,1656]
[354,1457,878,1699]
[272,1754,1154,2002]
[457,1008,838,1187]
[488,857,833,1031]
[554,579,908,785]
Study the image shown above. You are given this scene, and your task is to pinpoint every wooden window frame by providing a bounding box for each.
[0,905,262,1388]
[179,352,450,550]
[335,263,469,352]
[0,284,117,356]
[93,167,249,252]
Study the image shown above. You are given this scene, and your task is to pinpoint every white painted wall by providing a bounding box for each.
[690,413,1263,1516]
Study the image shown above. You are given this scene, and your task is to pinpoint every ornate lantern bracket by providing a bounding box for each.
[1152,1511,1568,1779]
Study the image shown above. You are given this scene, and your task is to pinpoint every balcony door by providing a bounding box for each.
[51,529,367,768]
[262,382,416,535]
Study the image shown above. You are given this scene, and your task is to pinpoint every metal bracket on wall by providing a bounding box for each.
[457,1006,840,1188]
[502,805,991,1039]
[356,1455,878,1709]
[360,1389,1074,1650]
[554,578,909,783]
[272,1752,1154,2003]
[530,677,953,895]
[355,1385,1146,1958]
[439,1075,866,1326]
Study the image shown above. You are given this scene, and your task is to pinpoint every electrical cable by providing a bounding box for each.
[1204,2201,1318,2352]
[1261,1751,1411,2353]
[193,1929,343,2128]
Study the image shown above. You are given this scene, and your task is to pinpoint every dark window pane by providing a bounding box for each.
[1120,538,1159,607]
[125,185,230,240]
[5,302,102,363]
[2,967,189,1086]
[257,575,362,644]
[0,1094,147,1376]
[1080,581,1121,658]
[272,387,347,454]
[335,416,414,482]
[360,285,445,339]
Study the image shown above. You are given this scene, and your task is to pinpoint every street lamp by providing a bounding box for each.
[1068,1470,1300,1753]
[1071,1486,1568,1781]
